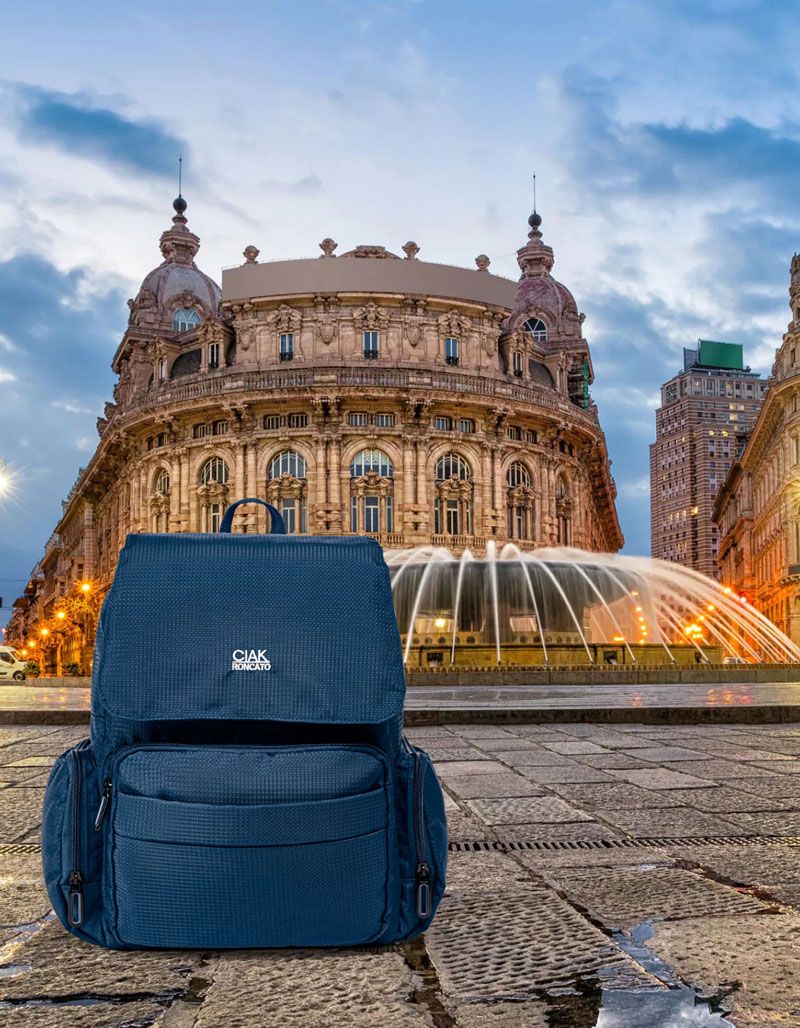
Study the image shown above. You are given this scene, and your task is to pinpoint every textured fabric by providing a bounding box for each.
[93,534,405,732]
[41,507,448,950]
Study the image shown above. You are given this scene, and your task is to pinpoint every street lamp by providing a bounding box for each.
[80,582,92,594]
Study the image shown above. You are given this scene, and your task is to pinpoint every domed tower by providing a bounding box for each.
[498,210,592,409]
[107,196,229,417]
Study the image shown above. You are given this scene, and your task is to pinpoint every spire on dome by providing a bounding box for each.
[159,189,200,267]
[517,199,554,279]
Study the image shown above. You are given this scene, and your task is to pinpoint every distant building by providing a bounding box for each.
[714,254,800,642]
[650,340,766,578]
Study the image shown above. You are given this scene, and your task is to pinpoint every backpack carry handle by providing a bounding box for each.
[219,498,287,535]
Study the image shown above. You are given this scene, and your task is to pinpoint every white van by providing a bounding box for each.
[0,645,26,681]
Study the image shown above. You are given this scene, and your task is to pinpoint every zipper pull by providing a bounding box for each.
[415,862,431,919]
[67,870,84,926]
[94,780,112,831]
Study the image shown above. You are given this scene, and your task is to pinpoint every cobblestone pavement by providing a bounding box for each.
[2,723,800,1026]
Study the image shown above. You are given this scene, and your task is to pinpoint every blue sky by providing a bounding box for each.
[1,0,799,627]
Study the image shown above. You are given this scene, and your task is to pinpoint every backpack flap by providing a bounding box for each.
[92,533,405,726]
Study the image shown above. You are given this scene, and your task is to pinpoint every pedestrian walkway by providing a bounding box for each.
[2,721,800,1025]
[2,680,800,726]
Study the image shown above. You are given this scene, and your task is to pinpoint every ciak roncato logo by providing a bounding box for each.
[231,649,273,671]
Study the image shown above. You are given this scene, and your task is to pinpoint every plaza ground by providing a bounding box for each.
[2,720,800,1026]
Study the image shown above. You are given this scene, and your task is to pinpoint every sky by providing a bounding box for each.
[1,0,799,627]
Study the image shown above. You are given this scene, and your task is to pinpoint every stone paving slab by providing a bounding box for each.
[517,764,614,784]
[544,866,771,930]
[0,1003,170,1027]
[723,811,800,835]
[484,750,583,767]
[606,768,713,790]
[544,782,681,810]
[655,759,783,780]
[753,759,800,774]
[733,775,800,799]
[649,912,800,1026]
[514,845,673,870]
[652,786,795,812]
[573,752,651,769]
[1,788,46,844]
[619,745,709,762]
[193,950,432,1028]
[426,886,658,1002]
[593,806,756,838]
[443,773,545,799]
[435,760,508,778]
[0,921,201,1001]
[668,842,800,888]
[464,797,593,826]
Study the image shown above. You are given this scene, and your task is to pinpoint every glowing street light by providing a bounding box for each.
[80,582,92,594]
[56,611,66,620]
[40,628,49,638]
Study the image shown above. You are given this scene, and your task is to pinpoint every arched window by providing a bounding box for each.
[198,457,229,532]
[435,452,473,536]
[267,450,308,533]
[523,317,548,342]
[155,469,171,496]
[555,478,572,546]
[350,449,394,479]
[507,462,534,540]
[200,457,229,485]
[350,449,395,534]
[173,308,201,332]
[507,462,530,488]
[269,450,307,480]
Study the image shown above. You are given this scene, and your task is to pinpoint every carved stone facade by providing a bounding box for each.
[7,200,622,668]
[714,253,800,642]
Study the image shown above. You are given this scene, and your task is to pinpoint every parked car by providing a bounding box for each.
[0,646,26,680]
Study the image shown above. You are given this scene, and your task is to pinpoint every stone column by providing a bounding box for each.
[180,452,191,531]
[481,445,493,536]
[329,435,342,531]
[246,443,257,498]
[492,448,503,537]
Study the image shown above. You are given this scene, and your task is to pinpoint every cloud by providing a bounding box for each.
[0,368,16,382]
[258,173,323,194]
[7,82,188,178]
[0,253,124,604]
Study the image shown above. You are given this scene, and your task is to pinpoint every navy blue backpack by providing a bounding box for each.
[42,498,447,949]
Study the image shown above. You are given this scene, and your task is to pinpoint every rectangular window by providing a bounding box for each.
[263,415,282,430]
[513,351,523,377]
[279,333,294,360]
[459,418,475,433]
[446,499,460,535]
[208,503,222,533]
[212,420,229,435]
[351,496,358,533]
[363,330,379,358]
[281,498,297,534]
[445,337,459,365]
[287,413,308,428]
[364,496,380,533]
[193,424,208,438]
[159,358,167,381]
[434,416,453,431]
[209,342,220,369]
[375,412,394,427]
[386,495,393,533]
[349,412,368,427]
[508,426,523,441]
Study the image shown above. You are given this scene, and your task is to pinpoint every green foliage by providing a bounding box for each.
[23,661,40,677]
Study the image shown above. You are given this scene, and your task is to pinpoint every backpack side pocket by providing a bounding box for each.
[398,741,448,939]
[42,740,106,946]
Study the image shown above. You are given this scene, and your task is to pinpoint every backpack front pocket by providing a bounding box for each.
[100,745,393,949]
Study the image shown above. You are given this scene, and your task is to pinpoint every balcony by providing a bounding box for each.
[126,365,601,429]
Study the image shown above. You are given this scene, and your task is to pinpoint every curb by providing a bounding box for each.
[2,705,799,727]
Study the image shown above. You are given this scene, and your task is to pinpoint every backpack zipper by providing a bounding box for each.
[94,779,112,831]
[404,738,431,919]
[67,748,84,927]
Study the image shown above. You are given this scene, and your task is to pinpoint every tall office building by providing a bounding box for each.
[650,340,766,578]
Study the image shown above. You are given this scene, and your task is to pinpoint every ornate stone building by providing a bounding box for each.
[7,198,622,670]
[714,253,800,643]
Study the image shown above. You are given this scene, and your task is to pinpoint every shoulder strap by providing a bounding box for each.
[219,498,287,535]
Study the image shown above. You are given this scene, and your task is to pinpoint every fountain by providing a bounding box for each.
[386,543,800,667]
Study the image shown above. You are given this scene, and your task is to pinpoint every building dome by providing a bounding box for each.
[127,197,221,328]
[506,212,580,336]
